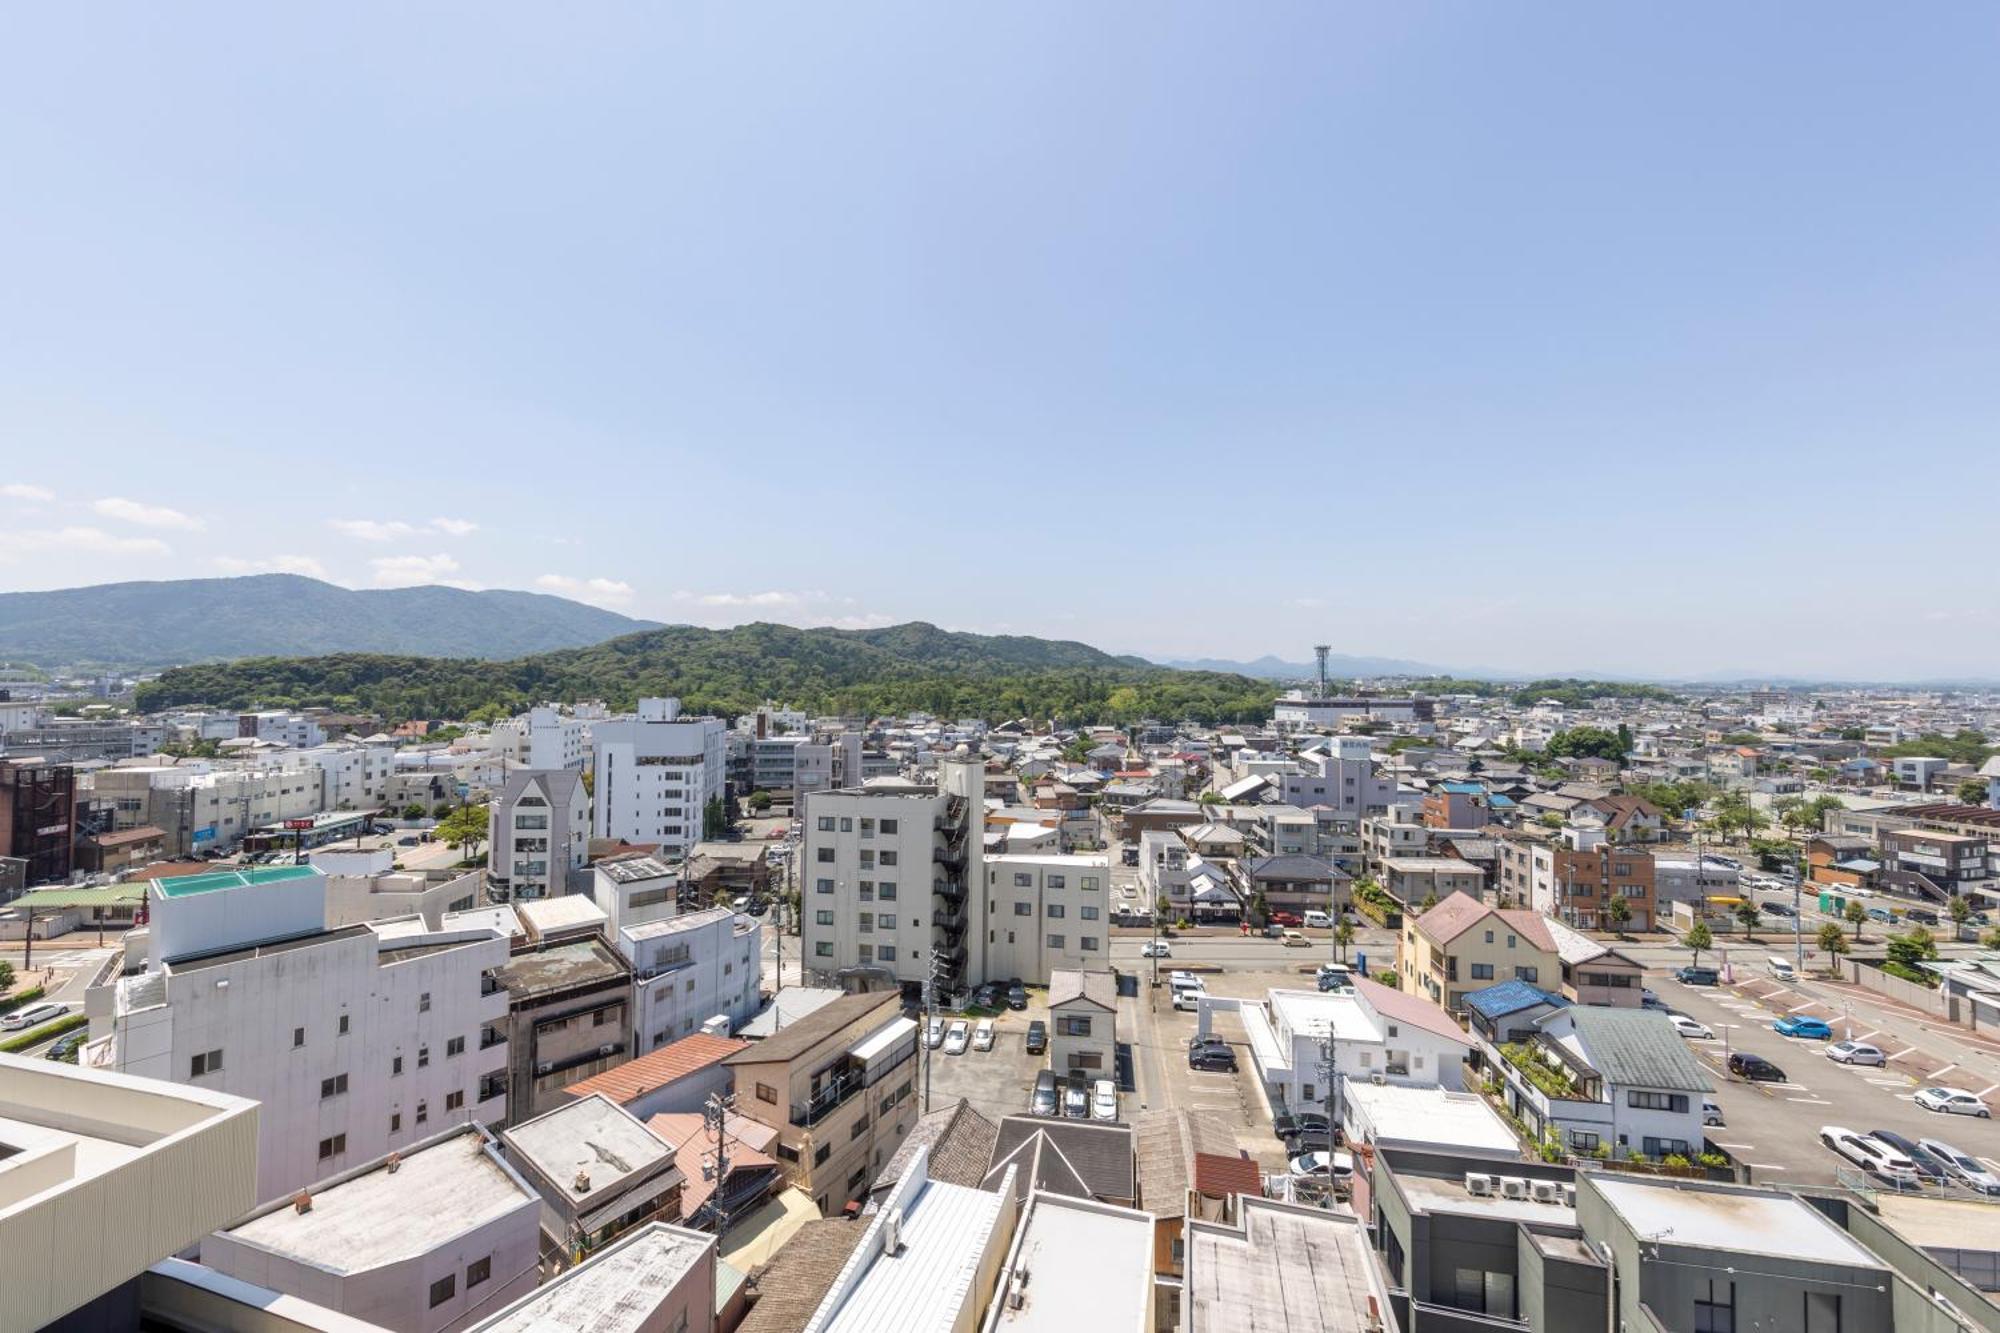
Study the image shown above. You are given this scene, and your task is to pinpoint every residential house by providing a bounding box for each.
[500,1092,685,1263]
[1477,1005,1711,1161]
[1397,891,1557,1012]
[1046,968,1117,1077]
[560,1031,748,1122]
[490,933,634,1120]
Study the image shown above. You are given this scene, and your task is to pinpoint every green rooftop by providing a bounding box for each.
[153,864,324,899]
[18,882,150,910]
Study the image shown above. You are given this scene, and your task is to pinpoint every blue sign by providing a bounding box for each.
[192,825,217,845]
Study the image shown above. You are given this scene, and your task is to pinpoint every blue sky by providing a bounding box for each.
[3,5,1998,679]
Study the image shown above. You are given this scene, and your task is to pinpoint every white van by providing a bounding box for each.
[1768,956,1796,982]
[1172,986,1203,1012]
[1303,910,1333,929]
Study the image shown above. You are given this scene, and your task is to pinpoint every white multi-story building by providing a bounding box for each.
[492,704,595,773]
[799,762,984,995]
[240,710,328,749]
[90,759,334,855]
[623,905,764,1054]
[303,742,396,811]
[592,698,726,856]
[1240,980,1474,1118]
[84,863,511,1205]
[488,769,591,902]
[1279,736,1400,818]
[983,853,1113,982]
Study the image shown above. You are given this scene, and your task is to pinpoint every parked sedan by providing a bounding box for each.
[1869,1129,1947,1184]
[924,1017,946,1049]
[1140,941,1172,958]
[1702,1098,1725,1126]
[1669,1015,1714,1040]
[1063,1071,1090,1120]
[1919,1138,2000,1195]
[972,1019,995,1052]
[1031,1071,1059,1117]
[1273,1111,1331,1141]
[1774,1016,1833,1040]
[1005,983,1029,1011]
[943,1020,971,1056]
[1729,1052,1787,1082]
[1091,1078,1118,1122]
[1825,1041,1886,1067]
[1288,1150,1355,1182]
[1188,1039,1238,1073]
[1915,1087,1993,1118]
[1285,1127,1339,1156]
[1025,1021,1048,1055]
[1820,1126,1920,1186]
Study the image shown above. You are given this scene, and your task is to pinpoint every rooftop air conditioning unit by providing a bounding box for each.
[1464,1173,1496,1196]
[1531,1180,1560,1203]
[1562,1183,1577,1207]
[1370,1073,1387,1085]
[880,1207,903,1256]
[1500,1177,1529,1200]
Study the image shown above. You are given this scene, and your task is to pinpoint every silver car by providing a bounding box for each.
[1919,1138,2000,1195]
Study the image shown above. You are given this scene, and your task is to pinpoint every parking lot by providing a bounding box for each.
[920,992,1056,1127]
[1652,969,2000,1191]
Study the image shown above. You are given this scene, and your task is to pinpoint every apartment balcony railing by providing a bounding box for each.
[478,1073,507,1103]
[792,1067,867,1128]
[934,876,966,908]
[479,1027,507,1050]
[935,795,968,831]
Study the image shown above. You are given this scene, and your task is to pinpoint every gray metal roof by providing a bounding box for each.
[1553,1007,1713,1093]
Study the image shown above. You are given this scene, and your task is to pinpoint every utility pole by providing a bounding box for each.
[1315,1031,1340,1209]
[701,1090,737,1236]
[922,961,936,1115]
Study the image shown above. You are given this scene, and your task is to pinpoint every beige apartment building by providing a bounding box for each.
[723,990,918,1215]
[1398,891,1558,1012]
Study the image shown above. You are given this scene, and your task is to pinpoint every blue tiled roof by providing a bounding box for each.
[1488,794,1517,808]
[1439,781,1486,794]
[1462,979,1568,1020]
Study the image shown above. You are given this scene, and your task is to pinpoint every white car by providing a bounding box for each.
[1090,1078,1118,1122]
[1825,1041,1886,1066]
[943,1020,970,1055]
[1919,1138,2000,1195]
[1819,1126,1920,1184]
[1701,1098,1724,1126]
[0,1002,69,1032]
[1140,941,1172,958]
[1915,1087,1993,1118]
[972,1019,995,1052]
[924,1018,945,1049]
[1669,1015,1714,1040]
[1289,1150,1355,1180]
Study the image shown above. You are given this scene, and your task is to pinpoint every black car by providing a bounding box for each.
[1030,1070,1059,1117]
[973,982,1003,1009]
[1906,908,1940,927]
[1025,1020,1048,1055]
[1764,901,1795,918]
[1006,983,1029,1011]
[1870,1129,1947,1182]
[1272,1111,1331,1140]
[1284,1127,1339,1155]
[1728,1052,1786,1082]
[44,1030,86,1063]
[1188,1038,1237,1073]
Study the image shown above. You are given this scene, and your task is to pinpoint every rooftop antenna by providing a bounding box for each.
[1314,646,1332,700]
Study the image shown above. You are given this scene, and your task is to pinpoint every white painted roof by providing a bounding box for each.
[1590,1177,1883,1267]
[987,1193,1154,1333]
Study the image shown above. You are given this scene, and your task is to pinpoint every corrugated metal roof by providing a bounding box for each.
[1556,1007,1713,1093]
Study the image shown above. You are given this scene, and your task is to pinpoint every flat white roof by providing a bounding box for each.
[811,1172,1008,1333]
[1185,1199,1386,1333]
[1342,1083,1519,1158]
[851,1016,918,1063]
[987,1193,1154,1333]
[476,1221,714,1333]
[224,1130,534,1273]
[1268,989,1380,1045]
[1590,1177,1883,1268]
[501,1095,673,1211]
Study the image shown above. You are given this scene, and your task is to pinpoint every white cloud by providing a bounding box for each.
[0,483,54,502]
[430,517,479,537]
[370,553,468,587]
[92,496,204,531]
[535,574,635,608]
[0,526,171,559]
[214,554,329,579]
[825,613,897,630]
[330,519,420,542]
[671,589,837,609]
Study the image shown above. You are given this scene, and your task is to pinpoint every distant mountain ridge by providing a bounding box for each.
[1160,651,1453,679]
[0,574,660,666]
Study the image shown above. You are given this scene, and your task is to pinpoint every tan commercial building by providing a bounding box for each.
[1398,891,1558,1012]
[723,990,918,1215]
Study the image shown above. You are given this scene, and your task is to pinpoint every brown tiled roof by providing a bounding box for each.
[646,1112,776,1218]
[561,1033,747,1105]
[734,1217,868,1333]
[1494,908,1557,952]
[724,991,901,1067]
[1411,890,1490,943]
[874,1098,999,1198]
[1354,976,1471,1047]
[1192,1151,1262,1200]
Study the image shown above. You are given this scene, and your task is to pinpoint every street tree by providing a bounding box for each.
[1606,895,1632,937]
[1733,899,1762,939]
[1334,921,1355,962]
[1685,920,1714,969]
[1843,898,1868,942]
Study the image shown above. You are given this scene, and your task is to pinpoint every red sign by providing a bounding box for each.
[284,818,315,830]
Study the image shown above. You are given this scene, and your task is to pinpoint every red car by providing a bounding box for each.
[1270,912,1303,928]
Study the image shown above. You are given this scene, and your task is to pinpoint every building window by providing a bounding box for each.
[817,878,834,894]
[879,946,897,962]
[337,1014,350,1036]
[419,992,432,1013]
[447,1036,465,1057]
[1080,905,1099,920]
[1047,904,1065,918]
[1081,936,1100,951]
[467,1256,490,1289]
[815,942,833,957]
[1804,1292,1840,1333]
[1568,1129,1599,1152]
[816,910,835,926]
[1627,1091,1688,1112]
[879,881,897,900]
[189,1049,223,1078]
[419,1046,430,1068]
[1015,873,1033,887]
[1048,934,1065,949]
[446,1090,464,1111]
[430,1275,455,1309]
[1469,963,1494,980]
[1047,874,1065,889]
[755,1082,778,1104]
[814,1143,831,1167]
[392,1055,404,1076]
[881,819,898,834]
[391,1113,402,1134]
[321,1073,348,1099]
[1694,1279,1735,1333]
[880,850,897,866]
[317,1134,346,1160]
[818,816,835,831]
[1515,966,1538,983]
[1014,902,1032,916]
[416,1101,429,1125]
[293,1027,306,1048]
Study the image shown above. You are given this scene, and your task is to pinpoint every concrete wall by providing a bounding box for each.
[1840,957,1959,1020]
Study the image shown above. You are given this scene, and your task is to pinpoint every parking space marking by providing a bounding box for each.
[1981,1158,2000,1173]
[1748,1163,1790,1171]
[1977,1082,2000,1098]
[1929,1064,1956,1080]
[1712,1142,1756,1151]
[1854,1029,1880,1043]
[1865,1077,1908,1088]
[1886,1047,1916,1061]
[1786,1096,1832,1105]
[1786,1000,1819,1013]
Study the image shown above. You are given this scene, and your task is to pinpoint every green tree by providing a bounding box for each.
[1956,777,1990,806]
[1711,792,1767,835]
[434,803,489,848]
[1606,895,1631,937]
[1249,890,1270,925]
[1734,899,1762,939]
[1685,920,1714,969]
[432,802,453,819]
[746,790,773,813]
[1420,890,1439,914]
[0,960,13,993]
[1197,791,1225,806]
[400,802,426,820]
[1543,726,1626,762]
[1948,895,1973,933]
[1817,922,1849,962]
[1334,921,1355,963]
[1885,926,1938,972]
[1843,898,1868,942]
[1983,926,2000,951]
[702,795,727,841]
